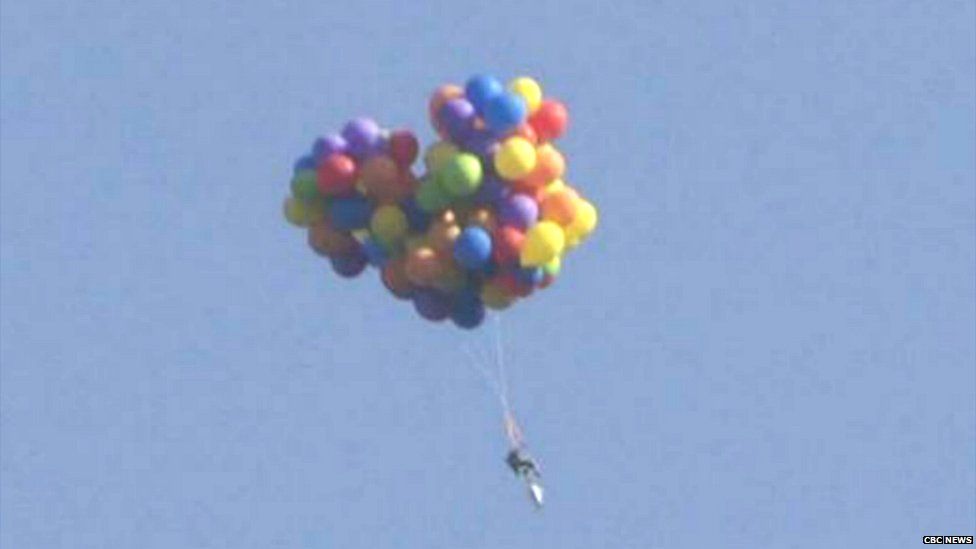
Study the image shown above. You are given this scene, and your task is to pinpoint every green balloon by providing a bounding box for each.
[543,255,562,276]
[437,153,483,197]
[291,169,321,201]
[416,177,450,213]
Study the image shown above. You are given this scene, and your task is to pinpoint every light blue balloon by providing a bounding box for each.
[484,92,527,135]
[453,226,493,270]
[465,74,504,114]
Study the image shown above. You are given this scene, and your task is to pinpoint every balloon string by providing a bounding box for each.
[493,314,511,416]
[461,343,503,401]
[494,314,528,449]
[462,316,525,450]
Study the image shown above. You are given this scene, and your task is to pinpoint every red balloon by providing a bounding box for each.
[316,153,358,196]
[528,99,569,142]
[389,130,419,168]
[497,271,533,298]
[509,178,541,195]
[400,170,420,193]
[492,225,525,265]
[381,259,414,299]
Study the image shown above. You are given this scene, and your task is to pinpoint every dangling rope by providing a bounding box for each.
[461,315,543,507]
[493,314,511,416]
[491,315,528,450]
[459,313,528,450]
[460,342,502,400]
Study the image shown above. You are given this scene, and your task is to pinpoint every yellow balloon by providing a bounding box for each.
[283,196,324,227]
[565,198,598,248]
[432,262,465,292]
[520,221,565,267]
[481,282,514,310]
[370,204,408,245]
[541,178,567,197]
[424,141,459,173]
[493,137,537,181]
[508,77,543,114]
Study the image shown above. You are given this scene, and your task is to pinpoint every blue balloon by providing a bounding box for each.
[483,92,527,135]
[453,226,493,270]
[293,154,316,174]
[465,74,504,114]
[401,196,431,232]
[413,288,451,322]
[361,238,388,268]
[516,266,544,287]
[329,196,372,231]
[451,288,485,329]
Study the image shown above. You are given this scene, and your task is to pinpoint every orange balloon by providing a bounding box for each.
[466,207,497,233]
[521,144,565,190]
[308,221,357,257]
[404,234,429,253]
[540,188,579,227]
[359,156,397,187]
[427,210,461,253]
[359,156,403,203]
[405,247,444,286]
[437,209,458,225]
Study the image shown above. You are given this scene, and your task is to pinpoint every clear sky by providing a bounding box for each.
[2,1,974,547]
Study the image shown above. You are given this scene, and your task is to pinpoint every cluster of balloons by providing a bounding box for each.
[283,74,598,329]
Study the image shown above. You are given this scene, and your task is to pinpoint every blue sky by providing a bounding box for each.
[2,1,973,547]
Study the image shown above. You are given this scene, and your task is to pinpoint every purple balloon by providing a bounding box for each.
[313,134,348,160]
[497,193,538,230]
[473,175,508,206]
[331,248,367,278]
[413,288,451,322]
[462,129,499,160]
[438,98,476,142]
[342,117,382,158]
[365,130,390,158]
